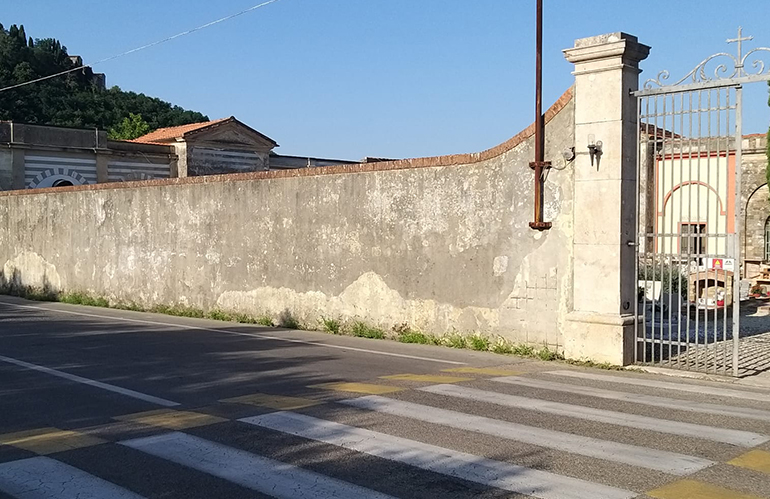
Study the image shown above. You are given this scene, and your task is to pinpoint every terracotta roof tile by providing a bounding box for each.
[130,117,230,143]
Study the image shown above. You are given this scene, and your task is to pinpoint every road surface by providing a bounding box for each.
[1,295,769,499]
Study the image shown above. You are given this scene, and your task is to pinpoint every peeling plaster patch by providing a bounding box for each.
[217,271,499,334]
[95,197,107,226]
[2,251,62,291]
[543,183,563,222]
[493,256,509,276]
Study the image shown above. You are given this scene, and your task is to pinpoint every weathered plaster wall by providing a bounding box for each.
[0,91,574,347]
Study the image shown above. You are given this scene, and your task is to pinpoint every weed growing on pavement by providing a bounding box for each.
[490,337,514,354]
[113,302,144,312]
[393,324,433,344]
[150,304,206,319]
[234,313,258,324]
[445,333,468,349]
[1,285,626,369]
[564,358,625,370]
[469,334,491,351]
[320,317,342,335]
[512,344,536,357]
[207,309,233,322]
[351,321,385,339]
[256,315,275,327]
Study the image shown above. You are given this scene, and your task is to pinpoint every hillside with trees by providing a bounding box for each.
[0,23,208,139]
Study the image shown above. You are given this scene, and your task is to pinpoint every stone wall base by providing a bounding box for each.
[564,311,639,365]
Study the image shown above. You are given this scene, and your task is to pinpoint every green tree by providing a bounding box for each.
[108,113,151,140]
[0,24,208,132]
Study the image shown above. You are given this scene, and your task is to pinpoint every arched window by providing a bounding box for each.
[765,216,770,262]
[52,179,74,187]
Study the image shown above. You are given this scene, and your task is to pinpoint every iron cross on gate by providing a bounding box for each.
[727,26,753,67]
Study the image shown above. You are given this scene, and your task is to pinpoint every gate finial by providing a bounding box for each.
[727,26,754,67]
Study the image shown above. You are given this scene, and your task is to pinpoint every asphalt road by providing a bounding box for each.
[1,294,769,499]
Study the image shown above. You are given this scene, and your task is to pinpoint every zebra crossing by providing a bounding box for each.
[1,368,769,499]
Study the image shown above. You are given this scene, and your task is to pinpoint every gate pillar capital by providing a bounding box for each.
[562,33,649,365]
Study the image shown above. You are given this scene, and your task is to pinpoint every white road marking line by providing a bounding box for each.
[490,376,770,423]
[422,383,767,448]
[240,411,637,499]
[0,456,145,499]
[120,432,396,499]
[546,370,770,403]
[0,301,466,365]
[340,395,713,474]
[0,354,179,407]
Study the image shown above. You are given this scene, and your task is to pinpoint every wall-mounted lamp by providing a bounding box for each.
[587,134,603,168]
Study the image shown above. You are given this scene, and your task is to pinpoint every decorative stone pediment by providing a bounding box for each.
[185,120,277,152]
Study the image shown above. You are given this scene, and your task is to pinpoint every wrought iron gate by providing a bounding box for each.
[634,28,770,376]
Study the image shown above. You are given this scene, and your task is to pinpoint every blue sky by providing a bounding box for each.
[5,1,770,159]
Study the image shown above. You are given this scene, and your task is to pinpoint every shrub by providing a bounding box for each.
[638,261,688,300]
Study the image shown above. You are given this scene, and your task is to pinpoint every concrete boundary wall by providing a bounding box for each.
[0,90,574,349]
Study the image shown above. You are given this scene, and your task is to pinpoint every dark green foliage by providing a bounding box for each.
[0,24,207,132]
[638,261,688,300]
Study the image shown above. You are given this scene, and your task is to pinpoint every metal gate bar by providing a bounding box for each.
[632,28,770,377]
[634,85,740,376]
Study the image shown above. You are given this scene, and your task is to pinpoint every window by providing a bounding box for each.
[765,217,770,262]
[52,179,74,187]
[681,223,706,255]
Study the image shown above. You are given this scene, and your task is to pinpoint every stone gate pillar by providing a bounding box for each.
[562,33,650,364]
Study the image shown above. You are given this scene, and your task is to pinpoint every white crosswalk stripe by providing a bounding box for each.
[546,370,770,403]
[4,369,770,499]
[120,432,396,499]
[0,456,145,499]
[240,411,638,499]
[421,383,768,447]
[339,394,713,474]
[491,375,770,422]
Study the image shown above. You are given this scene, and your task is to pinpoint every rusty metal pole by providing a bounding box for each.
[529,0,552,230]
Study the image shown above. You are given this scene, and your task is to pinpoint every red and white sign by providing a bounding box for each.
[707,258,735,272]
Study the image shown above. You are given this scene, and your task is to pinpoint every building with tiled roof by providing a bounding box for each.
[0,116,358,191]
[131,117,280,177]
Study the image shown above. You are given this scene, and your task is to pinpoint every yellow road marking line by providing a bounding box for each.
[728,449,770,474]
[310,382,404,394]
[221,393,321,410]
[442,367,523,376]
[114,409,226,430]
[0,427,105,455]
[381,374,474,383]
[648,479,765,499]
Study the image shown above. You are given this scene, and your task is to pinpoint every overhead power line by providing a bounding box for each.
[0,0,282,93]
